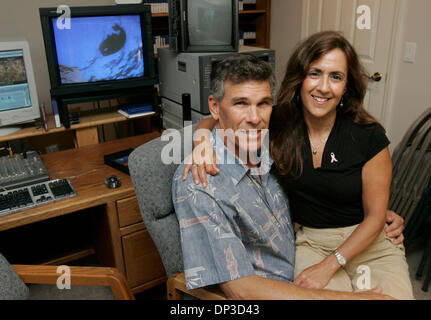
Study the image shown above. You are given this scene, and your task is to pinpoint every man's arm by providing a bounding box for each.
[385,210,405,245]
[220,275,393,300]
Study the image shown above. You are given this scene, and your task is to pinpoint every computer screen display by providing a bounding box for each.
[0,49,32,112]
[51,15,145,84]
[187,0,233,46]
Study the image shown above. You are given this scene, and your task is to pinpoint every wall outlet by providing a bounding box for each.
[404,42,417,63]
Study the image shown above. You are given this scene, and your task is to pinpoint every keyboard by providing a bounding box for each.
[0,151,50,190]
[0,178,76,217]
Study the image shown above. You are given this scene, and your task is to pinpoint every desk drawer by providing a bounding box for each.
[122,229,166,288]
[117,197,143,228]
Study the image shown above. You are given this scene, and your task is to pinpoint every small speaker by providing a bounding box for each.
[182,93,192,124]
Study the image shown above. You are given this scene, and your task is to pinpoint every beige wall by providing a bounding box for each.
[269,0,302,90]
[0,0,114,113]
[386,0,431,149]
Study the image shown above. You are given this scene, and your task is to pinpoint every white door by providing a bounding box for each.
[301,0,399,123]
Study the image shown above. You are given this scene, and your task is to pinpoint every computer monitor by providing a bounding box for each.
[169,0,239,53]
[0,41,40,136]
[39,4,156,98]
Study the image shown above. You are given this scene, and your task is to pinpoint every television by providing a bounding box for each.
[39,4,156,98]
[0,41,40,136]
[169,0,239,53]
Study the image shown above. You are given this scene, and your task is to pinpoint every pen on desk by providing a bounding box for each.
[40,102,49,131]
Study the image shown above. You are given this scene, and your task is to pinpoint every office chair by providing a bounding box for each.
[0,253,134,300]
[129,128,226,300]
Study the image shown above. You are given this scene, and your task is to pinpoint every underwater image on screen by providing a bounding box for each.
[52,15,144,84]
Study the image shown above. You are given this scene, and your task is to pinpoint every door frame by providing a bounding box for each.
[380,0,407,136]
[300,0,407,134]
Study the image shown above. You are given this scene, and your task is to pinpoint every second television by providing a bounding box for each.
[39,4,157,98]
[169,0,239,53]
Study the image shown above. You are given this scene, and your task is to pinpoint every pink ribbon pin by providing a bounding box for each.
[330,152,338,163]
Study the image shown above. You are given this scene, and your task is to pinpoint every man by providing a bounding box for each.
[172,54,400,299]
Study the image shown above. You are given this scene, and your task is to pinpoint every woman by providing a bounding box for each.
[184,31,413,299]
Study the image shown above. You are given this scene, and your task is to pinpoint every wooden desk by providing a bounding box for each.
[0,132,166,294]
[0,111,157,148]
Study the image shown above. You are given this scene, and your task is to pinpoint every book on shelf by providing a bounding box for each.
[243,0,257,10]
[117,103,155,118]
[239,27,257,46]
[153,34,169,54]
[144,0,168,14]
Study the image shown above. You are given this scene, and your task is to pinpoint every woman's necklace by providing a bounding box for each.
[306,114,336,156]
[308,132,330,155]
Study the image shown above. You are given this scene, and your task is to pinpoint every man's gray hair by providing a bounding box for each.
[210,54,276,102]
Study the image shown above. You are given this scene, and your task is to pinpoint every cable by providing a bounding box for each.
[54,168,105,181]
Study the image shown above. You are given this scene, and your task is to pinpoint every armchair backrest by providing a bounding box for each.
[0,253,29,300]
[129,128,190,277]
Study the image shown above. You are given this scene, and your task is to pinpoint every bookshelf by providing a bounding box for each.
[150,0,271,53]
[239,0,271,48]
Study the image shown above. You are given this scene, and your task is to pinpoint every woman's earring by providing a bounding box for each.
[340,97,344,108]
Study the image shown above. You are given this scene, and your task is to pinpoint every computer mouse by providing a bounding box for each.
[105,175,121,189]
